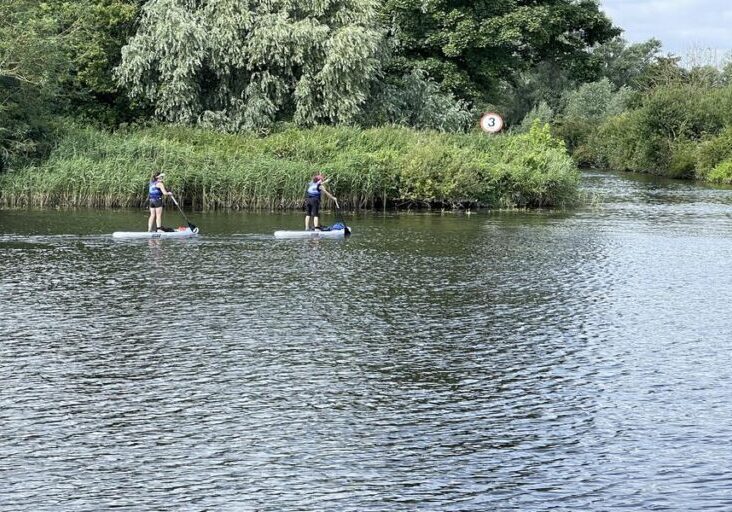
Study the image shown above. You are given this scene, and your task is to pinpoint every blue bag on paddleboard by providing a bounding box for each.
[319,222,346,231]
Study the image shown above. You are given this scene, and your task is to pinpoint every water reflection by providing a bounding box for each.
[1,172,732,510]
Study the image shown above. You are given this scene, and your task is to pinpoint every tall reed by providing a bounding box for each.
[0,122,580,209]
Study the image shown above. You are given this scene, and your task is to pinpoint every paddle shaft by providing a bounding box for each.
[170,195,197,230]
[335,204,348,228]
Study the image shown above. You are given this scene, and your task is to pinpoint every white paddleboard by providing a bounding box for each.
[112,228,199,239]
[274,228,350,239]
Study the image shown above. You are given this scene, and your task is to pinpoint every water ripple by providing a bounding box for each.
[2,172,732,510]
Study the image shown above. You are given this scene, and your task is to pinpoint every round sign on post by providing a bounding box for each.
[480,112,504,134]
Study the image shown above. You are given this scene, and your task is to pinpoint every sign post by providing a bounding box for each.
[480,112,504,134]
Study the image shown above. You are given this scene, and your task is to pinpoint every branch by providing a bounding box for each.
[0,66,43,86]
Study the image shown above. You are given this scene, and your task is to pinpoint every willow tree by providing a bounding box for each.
[115,0,384,131]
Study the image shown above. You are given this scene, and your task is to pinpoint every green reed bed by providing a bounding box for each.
[0,122,580,209]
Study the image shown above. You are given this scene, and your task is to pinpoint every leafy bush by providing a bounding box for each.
[668,139,698,179]
[708,159,732,184]
[552,118,597,166]
[696,128,732,179]
[516,101,554,133]
[551,79,635,168]
[638,85,724,142]
[359,70,473,132]
[588,83,732,178]
[562,78,628,122]
[593,111,648,171]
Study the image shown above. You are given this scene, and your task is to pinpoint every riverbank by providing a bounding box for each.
[553,83,732,184]
[0,122,579,210]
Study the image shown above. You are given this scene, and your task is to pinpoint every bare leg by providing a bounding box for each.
[314,215,320,229]
[155,208,163,230]
[148,208,156,232]
[305,215,310,230]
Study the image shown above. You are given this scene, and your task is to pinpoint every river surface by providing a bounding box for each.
[1,171,732,511]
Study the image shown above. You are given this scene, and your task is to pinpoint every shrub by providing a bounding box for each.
[563,78,616,121]
[552,118,598,166]
[516,101,554,133]
[588,83,732,178]
[593,111,647,170]
[708,159,732,184]
[668,139,698,179]
[359,70,473,133]
[638,85,724,142]
[696,128,732,179]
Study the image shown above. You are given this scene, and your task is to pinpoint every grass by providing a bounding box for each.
[0,122,580,209]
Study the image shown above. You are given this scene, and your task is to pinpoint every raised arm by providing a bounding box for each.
[321,184,339,208]
[157,181,172,196]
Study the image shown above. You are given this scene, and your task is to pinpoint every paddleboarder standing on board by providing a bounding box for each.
[148,171,173,232]
[305,174,338,230]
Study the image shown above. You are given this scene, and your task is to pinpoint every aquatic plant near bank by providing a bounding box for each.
[0,122,579,209]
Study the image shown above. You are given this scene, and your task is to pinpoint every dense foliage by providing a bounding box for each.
[112,0,618,132]
[380,0,619,109]
[116,0,386,131]
[4,0,729,205]
[541,53,732,184]
[0,122,579,209]
[489,32,732,185]
[0,1,67,169]
[1,0,141,169]
[588,83,732,182]
[59,0,141,122]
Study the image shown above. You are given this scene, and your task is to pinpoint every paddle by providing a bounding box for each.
[334,202,351,236]
[169,194,198,231]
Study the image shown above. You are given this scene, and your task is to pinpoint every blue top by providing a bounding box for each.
[149,180,163,200]
[306,181,321,198]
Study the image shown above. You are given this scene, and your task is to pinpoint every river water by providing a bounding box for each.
[1,171,731,511]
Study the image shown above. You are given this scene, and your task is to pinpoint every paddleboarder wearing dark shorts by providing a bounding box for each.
[305,174,338,230]
[148,171,172,232]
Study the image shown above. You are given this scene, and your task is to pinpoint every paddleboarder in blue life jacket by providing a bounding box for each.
[305,174,338,230]
[147,171,173,232]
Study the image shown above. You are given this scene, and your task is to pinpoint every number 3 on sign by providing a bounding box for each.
[480,112,504,134]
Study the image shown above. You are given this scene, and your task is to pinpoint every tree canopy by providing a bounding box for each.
[6,0,684,172]
[116,0,385,131]
[379,0,620,109]
[0,1,69,167]
[114,0,621,131]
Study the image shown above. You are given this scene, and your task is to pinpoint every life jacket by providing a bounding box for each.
[149,180,163,200]
[306,180,321,198]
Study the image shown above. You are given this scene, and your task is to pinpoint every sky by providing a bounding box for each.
[600,0,732,63]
